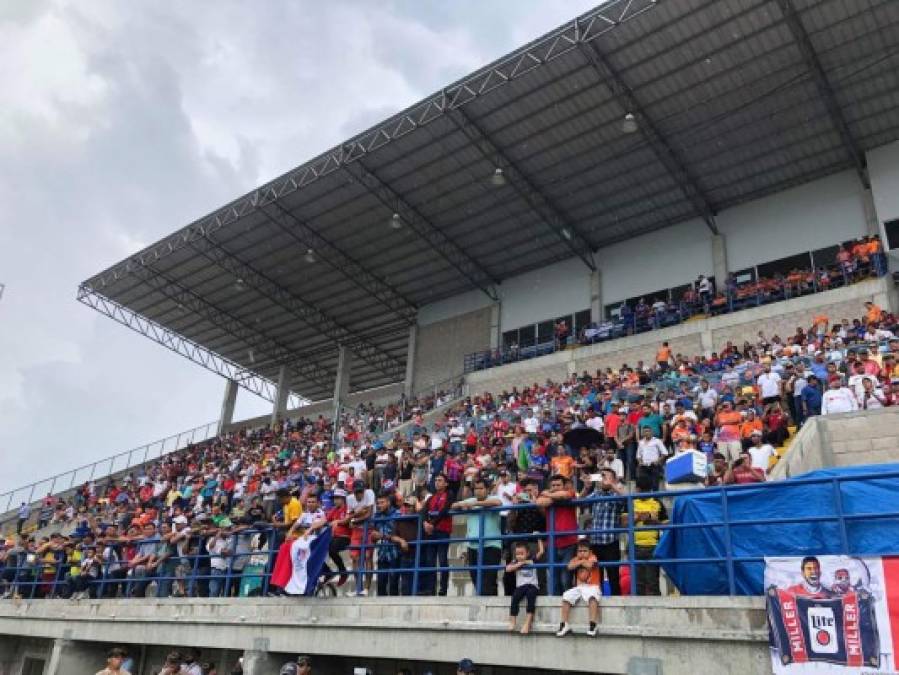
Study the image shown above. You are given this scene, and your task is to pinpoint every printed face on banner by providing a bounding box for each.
[765,555,899,675]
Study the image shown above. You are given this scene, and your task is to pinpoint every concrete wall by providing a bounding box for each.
[869,141,899,228]
[413,306,491,395]
[770,406,899,479]
[0,596,770,675]
[467,277,892,396]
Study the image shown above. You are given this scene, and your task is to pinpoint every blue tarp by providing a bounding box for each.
[655,463,899,595]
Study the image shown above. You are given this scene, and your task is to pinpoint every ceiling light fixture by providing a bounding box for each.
[389,212,403,230]
[561,228,572,241]
[233,278,247,292]
[490,167,507,186]
[303,248,316,263]
[621,112,638,134]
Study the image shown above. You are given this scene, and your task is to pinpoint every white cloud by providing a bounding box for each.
[0,0,597,496]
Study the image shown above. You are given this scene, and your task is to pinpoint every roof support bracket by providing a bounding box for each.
[773,0,869,188]
[446,106,597,271]
[578,40,720,234]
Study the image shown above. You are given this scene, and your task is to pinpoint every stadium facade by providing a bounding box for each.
[3,0,899,673]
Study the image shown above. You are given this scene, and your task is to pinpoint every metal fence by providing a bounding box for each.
[3,468,894,600]
[465,254,889,373]
[0,420,219,520]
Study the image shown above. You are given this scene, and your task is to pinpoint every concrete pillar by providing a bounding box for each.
[271,365,289,426]
[47,638,105,675]
[242,648,282,675]
[403,324,418,400]
[590,268,603,324]
[711,233,728,291]
[489,301,501,350]
[218,378,238,433]
[862,187,883,237]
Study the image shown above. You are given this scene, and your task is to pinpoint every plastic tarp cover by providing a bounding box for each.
[654,463,899,595]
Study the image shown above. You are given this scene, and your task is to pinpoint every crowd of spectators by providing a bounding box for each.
[1,298,896,605]
[472,235,887,370]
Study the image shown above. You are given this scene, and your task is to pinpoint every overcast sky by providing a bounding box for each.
[0,1,600,496]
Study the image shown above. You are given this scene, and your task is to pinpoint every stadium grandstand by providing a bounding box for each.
[3,0,899,673]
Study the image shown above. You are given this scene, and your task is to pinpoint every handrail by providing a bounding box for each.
[465,253,889,373]
[3,468,895,600]
[0,420,220,521]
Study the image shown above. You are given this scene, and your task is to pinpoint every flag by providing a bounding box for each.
[270,527,332,595]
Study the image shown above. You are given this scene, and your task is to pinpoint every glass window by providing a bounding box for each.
[537,320,554,343]
[757,252,812,278]
[811,246,838,268]
[503,330,519,348]
[574,309,591,332]
[518,324,536,348]
[884,218,899,250]
[605,302,622,320]
[731,267,756,284]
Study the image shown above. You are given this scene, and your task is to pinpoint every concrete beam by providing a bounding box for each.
[403,325,418,400]
[271,365,288,426]
[590,268,603,324]
[0,596,769,675]
[218,379,238,434]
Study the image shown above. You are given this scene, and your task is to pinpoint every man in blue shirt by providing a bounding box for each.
[801,375,823,419]
[451,479,502,595]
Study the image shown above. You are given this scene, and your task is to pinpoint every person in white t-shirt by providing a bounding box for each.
[757,365,782,405]
[523,409,539,435]
[585,412,604,434]
[821,379,859,416]
[746,432,775,475]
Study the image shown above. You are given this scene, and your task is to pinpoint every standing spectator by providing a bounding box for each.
[345,484,375,596]
[588,469,625,595]
[370,493,407,596]
[505,542,539,634]
[635,427,667,491]
[714,401,743,464]
[623,475,667,596]
[96,647,131,675]
[452,479,502,595]
[726,451,766,484]
[505,481,546,595]
[421,474,453,596]
[537,475,578,594]
[555,540,601,637]
[801,375,823,419]
[205,530,231,597]
[821,378,859,415]
[757,364,783,407]
[16,502,30,535]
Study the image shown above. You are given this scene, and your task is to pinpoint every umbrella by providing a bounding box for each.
[563,427,603,449]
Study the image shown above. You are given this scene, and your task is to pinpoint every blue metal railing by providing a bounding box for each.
[3,468,896,600]
[464,253,889,374]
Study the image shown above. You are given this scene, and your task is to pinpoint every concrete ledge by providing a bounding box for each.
[0,596,770,674]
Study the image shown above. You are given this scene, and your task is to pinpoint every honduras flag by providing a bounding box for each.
[270,527,332,595]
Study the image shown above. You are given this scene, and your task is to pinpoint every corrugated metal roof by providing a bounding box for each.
[80,0,899,402]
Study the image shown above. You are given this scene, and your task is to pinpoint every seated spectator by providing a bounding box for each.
[555,540,601,638]
[506,542,539,634]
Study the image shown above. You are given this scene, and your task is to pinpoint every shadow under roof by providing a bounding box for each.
[80,0,899,403]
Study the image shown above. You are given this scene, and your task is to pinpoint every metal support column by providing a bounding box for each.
[218,379,238,434]
[271,365,288,426]
[332,345,352,421]
[403,325,418,400]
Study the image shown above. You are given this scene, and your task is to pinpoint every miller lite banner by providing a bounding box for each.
[766,556,899,674]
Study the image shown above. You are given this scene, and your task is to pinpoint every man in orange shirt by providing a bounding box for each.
[811,314,828,340]
[550,447,576,480]
[655,341,672,372]
[865,301,883,326]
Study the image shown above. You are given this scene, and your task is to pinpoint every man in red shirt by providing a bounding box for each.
[537,474,578,595]
[325,489,351,586]
[421,474,453,595]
